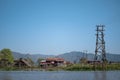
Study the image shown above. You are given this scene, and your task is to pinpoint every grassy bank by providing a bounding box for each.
[0,66,35,71]
[62,64,93,71]
[0,63,120,71]
[62,63,120,71]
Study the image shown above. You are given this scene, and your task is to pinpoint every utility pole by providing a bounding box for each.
[94,25,107,70]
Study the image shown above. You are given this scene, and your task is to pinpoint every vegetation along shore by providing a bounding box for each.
[0,48,120,71]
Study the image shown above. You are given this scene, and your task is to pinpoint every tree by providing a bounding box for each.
[0,48,14,63]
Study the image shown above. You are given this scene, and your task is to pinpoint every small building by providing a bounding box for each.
[87,60,101,64]
[40,57,65,68]
[39,60,47,68]
[14,58,32,68]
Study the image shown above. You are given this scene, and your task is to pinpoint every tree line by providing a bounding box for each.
[0,48,14,66]
[0,48,43,68]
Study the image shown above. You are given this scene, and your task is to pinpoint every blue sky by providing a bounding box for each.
[0,0,120,55]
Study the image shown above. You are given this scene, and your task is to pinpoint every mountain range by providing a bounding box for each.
[12,51,120,63]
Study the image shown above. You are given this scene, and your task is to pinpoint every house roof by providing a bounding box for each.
[46,58,64,61]
[21,59,31,67]
[40,60,46,63]
[14,58,32,67]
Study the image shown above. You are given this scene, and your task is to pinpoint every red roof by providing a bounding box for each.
[46,58,64,61]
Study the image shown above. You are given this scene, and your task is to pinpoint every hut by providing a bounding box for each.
[14,58,32,68]
[40,58,65,68]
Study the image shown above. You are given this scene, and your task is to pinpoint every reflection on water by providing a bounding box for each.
[0,72,12,80]
[0,71,119,80]
[94,71,106,80]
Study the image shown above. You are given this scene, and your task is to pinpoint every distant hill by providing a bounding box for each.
[58,51,94,63]
[106,53,120,62]
[12,51,120,63]
[12,52,54,63]
[58,51,120,63]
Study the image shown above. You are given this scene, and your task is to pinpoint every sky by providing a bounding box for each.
[0,0,120,55]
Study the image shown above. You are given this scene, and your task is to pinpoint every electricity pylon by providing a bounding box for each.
[94,25,107,70]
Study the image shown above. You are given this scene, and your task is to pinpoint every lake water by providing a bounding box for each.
[0,71,120,80]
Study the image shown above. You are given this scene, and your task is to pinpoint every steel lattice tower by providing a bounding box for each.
[94,25,107,70]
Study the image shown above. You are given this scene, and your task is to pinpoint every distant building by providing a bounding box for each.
[87,60,101,64]
[14,58,32,68]
[40,57,65,68]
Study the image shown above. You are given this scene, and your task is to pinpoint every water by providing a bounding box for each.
[0,71,120,80]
